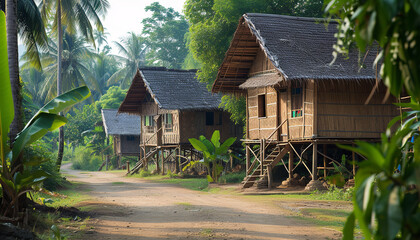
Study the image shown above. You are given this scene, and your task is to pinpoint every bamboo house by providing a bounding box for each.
[119,67,242,174]
[101,109,141,168]
[212,13,400,190]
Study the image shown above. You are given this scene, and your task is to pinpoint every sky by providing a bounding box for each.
[103,0,186,53]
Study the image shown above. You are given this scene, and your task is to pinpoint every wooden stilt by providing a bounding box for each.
[246,144,250,173]
[260,139,265,175]
[155,151,159,173]
[312,142,318,180]
[161,149,165,175]
[288,149,294,179]
[323,144,327,179]
[267,165,272,190]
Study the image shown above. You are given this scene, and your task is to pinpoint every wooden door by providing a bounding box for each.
[278,88,288,141]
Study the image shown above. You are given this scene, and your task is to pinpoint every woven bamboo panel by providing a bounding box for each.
[316,81,399,138]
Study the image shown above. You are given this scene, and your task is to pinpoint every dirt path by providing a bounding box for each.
[61,164,340,240]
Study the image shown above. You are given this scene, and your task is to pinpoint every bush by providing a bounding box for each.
[139,169,151,177]
[72,147,103,171]
[219,171,246,183]
[25,140,68,191]
[310,187,354,201]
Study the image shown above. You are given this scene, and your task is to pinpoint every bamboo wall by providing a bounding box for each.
[316,81,399,138]
[162,110,180,145]
[249,48,276,74]
[113,135,140,155]
[247,87,279,140]
[179,110,242,144]
[120,135,141,155]
[287,81,315,139]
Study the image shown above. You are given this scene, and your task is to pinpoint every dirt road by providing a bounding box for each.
[62,164,340,240]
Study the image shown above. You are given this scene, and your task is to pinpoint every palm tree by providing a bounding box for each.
[93,28,109,52]
[88,46,119,100]
[40,0,109,170]
[40,31,101,101]
[107,32,148,88]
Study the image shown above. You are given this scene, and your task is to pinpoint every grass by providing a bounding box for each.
[129,173,209,191]
[28,181,94,239]
[31,182,92,208]
[111,181,125,185]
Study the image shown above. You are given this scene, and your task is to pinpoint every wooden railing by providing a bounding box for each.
[245,119,288,175]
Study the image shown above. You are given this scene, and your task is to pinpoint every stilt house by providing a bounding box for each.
[119,67,242,174]
[212,13,400,190]
[101,109,141,159]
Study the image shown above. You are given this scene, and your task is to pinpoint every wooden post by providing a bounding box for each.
[105,155,109,171]
[260,139,265,175]
[267,165,272,190]
[178,146,182,173]
[246,144,250,173]
[161,149,165,175]
[288,148,294,179]
[323,144,327,179]
[155,151,159,173]
[312,142,318,180]
[126,161,130,173]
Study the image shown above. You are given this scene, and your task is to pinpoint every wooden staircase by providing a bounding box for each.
[127,147,158,175]
[242,144,290,188]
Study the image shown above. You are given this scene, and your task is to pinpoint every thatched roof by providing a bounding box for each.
[212,13,378,93]
[119,67,222,114]
[101,109,141,136]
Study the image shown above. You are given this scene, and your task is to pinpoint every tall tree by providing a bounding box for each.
[40,31,101,101]
[40,0,109,171]
[88,45,119,100]
[184,0,324,125]
[142,2,189,69]
[107,32,147,88]
[2,0,47,142]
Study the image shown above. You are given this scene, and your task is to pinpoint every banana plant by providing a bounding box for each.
[0,11,91,220]
[185,130,236,183]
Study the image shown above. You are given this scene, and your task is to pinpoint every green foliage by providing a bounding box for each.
[139,169,151,177]
[25,140,67,191]
[186,130,236,182]
[0,14,90,217]
[142,2,189,69]
[326,0,420,102]
[325,1,420,239]
[65,103,100,146]
[219,171,245,183]
[71,147,102,171]
[39,31,100,101]
[220,95,246,125]
[96,86,127,111]
[310,187,354,201]
[185,0,324,125]
[107,32,147,88]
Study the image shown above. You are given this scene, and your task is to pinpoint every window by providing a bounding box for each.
[206,112,214,126]
[143,116,154,126]
[143,116,155,133]
[258,94,266,118]
[291,87,303,118]
[215,112,222,125]
[163,113,173,132]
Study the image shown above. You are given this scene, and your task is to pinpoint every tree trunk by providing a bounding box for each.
[5,0,27,219]
[6,0,23,144]
[55,0,65,171]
